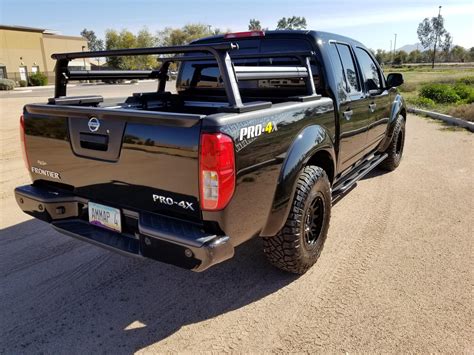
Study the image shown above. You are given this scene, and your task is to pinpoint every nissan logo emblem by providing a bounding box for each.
[88,117,100,132]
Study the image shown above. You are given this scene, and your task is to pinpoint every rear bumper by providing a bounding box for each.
[14,184,234,272]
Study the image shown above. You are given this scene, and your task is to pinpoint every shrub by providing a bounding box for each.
[448,104,474,122]
[419,83,460,104]
[399,82,417,92]
[130,79,139,84]
[453,83,474,104]
[410,97,435,108]
[456,76,474,86]
[28,72,48,86]
[19,80,28,87]
[0,78,15,90]
[103,79,125,84]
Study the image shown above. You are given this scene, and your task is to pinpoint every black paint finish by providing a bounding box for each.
[16,30,406,271]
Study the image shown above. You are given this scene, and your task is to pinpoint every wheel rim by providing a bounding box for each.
[303,194,325,246]
[395,126,404,157]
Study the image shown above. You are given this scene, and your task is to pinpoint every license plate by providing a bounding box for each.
[88,202,122,233]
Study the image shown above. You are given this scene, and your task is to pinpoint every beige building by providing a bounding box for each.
[0,24,89,83]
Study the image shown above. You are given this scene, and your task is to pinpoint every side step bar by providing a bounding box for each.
[332,153,388,204]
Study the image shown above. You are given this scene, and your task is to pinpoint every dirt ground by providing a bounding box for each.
[0,84,473,353]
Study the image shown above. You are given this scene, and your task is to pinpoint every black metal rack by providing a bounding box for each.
[52,42,320,113]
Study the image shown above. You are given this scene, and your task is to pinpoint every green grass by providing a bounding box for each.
[384,66,474,120]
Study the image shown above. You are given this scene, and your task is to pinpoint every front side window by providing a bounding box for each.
[355,47,382,91]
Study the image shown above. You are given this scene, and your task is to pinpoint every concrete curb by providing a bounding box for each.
[13,84,76,91]
[408,107,474,132]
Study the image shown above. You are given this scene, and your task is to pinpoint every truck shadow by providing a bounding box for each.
[360,167,391,180]
[0,219,297,353]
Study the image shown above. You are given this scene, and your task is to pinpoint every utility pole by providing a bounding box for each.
[82,45,88,83]
[81,46,87,70]
[432,5,442,68]
[393,33,397,63]
[207,25,212,34]
[390,40,393,63]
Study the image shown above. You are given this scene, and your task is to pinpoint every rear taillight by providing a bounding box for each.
[20,114,29,171]
[224,30,265,39]
[199,133,235,211]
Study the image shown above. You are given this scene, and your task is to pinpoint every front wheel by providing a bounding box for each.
[263,166,331,274]
[380,116,405,171]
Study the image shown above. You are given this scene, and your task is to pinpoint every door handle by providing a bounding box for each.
[343,110,353,120]
[369,103,377,113]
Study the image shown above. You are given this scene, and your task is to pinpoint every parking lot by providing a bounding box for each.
[0,82,472,353]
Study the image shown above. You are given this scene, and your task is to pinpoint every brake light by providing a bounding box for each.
[224,31,265,39]
[20,115,30,171]
[199,133,235,211]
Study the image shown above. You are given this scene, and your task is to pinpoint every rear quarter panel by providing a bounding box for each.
[202,98,335,246]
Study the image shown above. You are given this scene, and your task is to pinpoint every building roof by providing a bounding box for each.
[0,24,51,32]
[0,24,85,40]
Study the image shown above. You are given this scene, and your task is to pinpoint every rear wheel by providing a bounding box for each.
[380,116,405,171]
[263,166,331,274]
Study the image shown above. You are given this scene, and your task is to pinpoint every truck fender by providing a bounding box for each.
[379,93,406,152]
[260,124,335,237]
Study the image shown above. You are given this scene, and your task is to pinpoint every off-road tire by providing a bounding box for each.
[380,116,405,171]
[263,166,331,274]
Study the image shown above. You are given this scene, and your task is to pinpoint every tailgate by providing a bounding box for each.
[23,104,203,221]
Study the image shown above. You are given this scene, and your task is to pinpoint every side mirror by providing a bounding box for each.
[386,73,404,88]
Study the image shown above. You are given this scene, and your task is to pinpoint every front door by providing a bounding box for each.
[328,42,371,172]
[19,66,27,81]
[354,47,391,147]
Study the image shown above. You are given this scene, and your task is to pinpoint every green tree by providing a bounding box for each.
[248,19,262,31]
[276,16,307,30]
[450,45,466,62]
[469,47,474,62]
[392,50,408,65]
[441,33,453,61]
[407,49,422,63]
[158,24,210,46]
[156,24,215,71]
[80,28,104,52]
[135,28,157,69]
[211,28,228,36]
[120,30,138,69]
[374,49,389,65]
[105,28,157,70]
[417,13,452,67]
[105,29,123,69]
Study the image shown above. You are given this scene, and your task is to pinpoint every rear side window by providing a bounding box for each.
[355,47,382,90]
[335,43,360,93]
[177,38,321,94]
[327,43,347,101]
[178,40,260,89]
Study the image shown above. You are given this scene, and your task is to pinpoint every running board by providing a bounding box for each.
[332,153,388,204]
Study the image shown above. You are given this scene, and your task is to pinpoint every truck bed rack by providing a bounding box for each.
[51,42,320,113]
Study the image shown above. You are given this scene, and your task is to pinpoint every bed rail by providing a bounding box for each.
[52,42,319,113]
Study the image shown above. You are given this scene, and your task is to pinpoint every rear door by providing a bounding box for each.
[328,42,370,172]
[354,47,391,147]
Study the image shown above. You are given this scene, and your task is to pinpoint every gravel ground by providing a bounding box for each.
[0,83,472,353]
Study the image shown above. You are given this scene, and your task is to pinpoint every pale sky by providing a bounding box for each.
[1,0,473,50]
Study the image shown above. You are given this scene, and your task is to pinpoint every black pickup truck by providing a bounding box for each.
[15,30,405,273]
